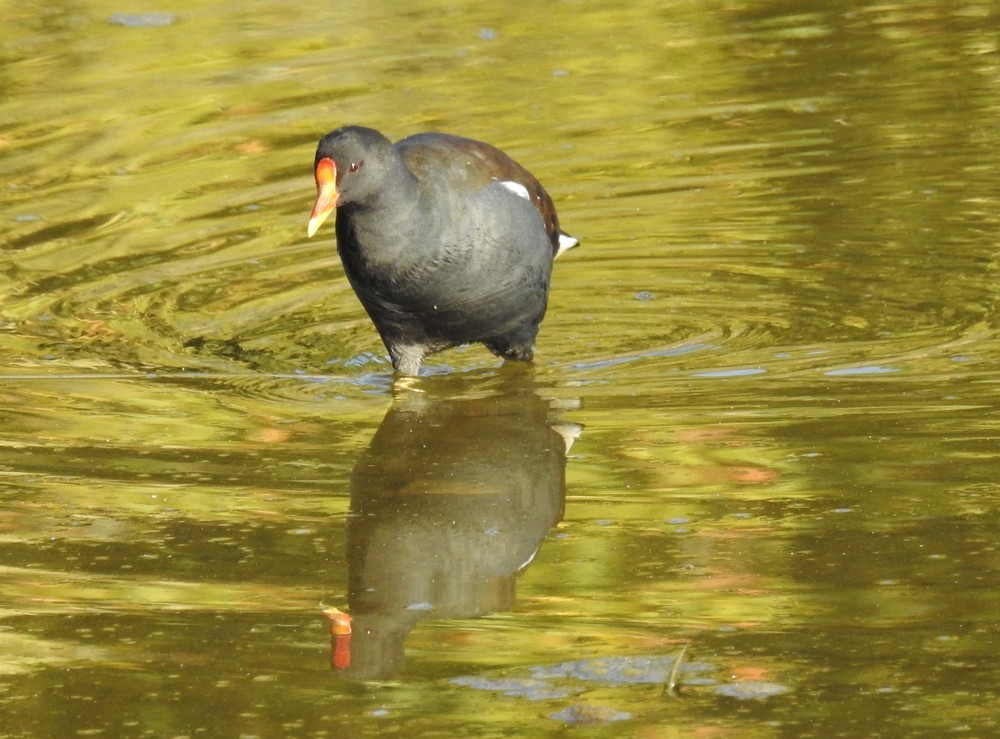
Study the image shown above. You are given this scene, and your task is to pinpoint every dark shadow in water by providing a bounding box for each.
[332,371,576,680]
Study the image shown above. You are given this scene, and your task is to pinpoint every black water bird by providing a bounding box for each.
[307,126,577,375]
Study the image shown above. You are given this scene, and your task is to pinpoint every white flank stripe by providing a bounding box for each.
[499,180,532,201]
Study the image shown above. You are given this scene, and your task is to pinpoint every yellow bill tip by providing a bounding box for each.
[307,157,338,238]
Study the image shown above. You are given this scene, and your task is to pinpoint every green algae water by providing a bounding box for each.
[2,0,1000,735]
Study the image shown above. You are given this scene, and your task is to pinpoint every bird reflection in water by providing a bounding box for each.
[326,371,579,679]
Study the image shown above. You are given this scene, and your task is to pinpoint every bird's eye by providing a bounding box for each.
[348,161,362,173]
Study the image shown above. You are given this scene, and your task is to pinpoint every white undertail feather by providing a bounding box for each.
[551,422,584,453]
[556,232,579,259]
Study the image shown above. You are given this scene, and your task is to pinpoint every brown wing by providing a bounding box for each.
[396,133,568,255]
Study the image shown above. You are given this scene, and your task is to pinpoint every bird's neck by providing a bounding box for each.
[336,166,431,273]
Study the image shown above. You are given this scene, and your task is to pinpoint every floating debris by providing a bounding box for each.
[663,644,689,697]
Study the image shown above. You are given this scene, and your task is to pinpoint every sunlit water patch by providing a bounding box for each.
[2,0,1000,736]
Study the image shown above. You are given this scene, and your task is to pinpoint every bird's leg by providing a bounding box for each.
[389,344,426,376]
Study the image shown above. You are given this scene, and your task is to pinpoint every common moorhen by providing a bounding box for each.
[307,126,577,375]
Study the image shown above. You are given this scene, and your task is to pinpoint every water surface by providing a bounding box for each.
[2,0,1000,735]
